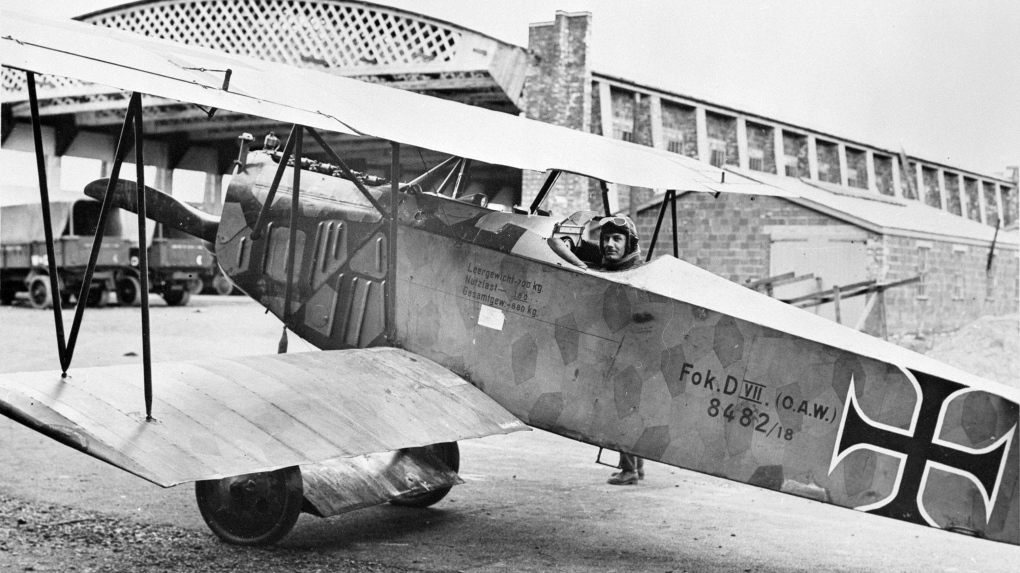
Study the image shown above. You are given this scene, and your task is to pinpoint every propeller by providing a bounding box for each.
[84,179,220,243]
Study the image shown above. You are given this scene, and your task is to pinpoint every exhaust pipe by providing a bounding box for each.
[84,179,220,244]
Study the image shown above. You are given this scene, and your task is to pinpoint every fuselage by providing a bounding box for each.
[215,152,1019,545]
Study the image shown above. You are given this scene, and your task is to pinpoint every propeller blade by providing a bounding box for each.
[84,179,219,243]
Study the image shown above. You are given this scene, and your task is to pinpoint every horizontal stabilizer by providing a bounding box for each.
[0,348,527,487]
[84,178,219,243]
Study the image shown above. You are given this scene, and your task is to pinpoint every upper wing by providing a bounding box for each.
[0,10,788,196]
[0,348,527,487]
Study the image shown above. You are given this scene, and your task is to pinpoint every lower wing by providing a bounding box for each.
[0,348,527,487]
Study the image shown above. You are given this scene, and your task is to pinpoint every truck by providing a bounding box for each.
[1,197,133,308]
[1,197,224,308]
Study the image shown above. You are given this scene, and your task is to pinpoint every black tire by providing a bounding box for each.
[27,277,53,309]
[195,466,303,546]
[0,287,16,306]
[390,442,460,508]
[116,276,142,306]
[162,289,191,306]
[85,285,107,308]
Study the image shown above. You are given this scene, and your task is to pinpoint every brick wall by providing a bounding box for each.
[634,193,845,283]
[846,147,867,189]
[610,88,635,140]
[1002,185,1017,227]
[901,161,919,200]
[882,236,1019,334]
[983,181,1000,226]
[783,132,808,177]
[522,12,593,215]
[746,121,776,174]
[964,177,981,221]
[874,154,895,196]
[706,112,738,167]
[635,193,1019,337]
[661,101,698,159]
[627,94,655,212]
[945,173,962,216]
[816,139,840,184]
[922,167,941,209]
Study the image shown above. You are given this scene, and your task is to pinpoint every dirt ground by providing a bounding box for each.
[920,314,1019,389]
[1,297,1017,572]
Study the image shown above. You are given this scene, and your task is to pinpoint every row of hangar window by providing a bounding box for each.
[607,89,1016,227]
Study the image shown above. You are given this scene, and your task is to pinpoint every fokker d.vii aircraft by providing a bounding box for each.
[1,10,1017,547]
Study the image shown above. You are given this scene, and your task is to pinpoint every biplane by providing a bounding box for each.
[1,10,1017,548]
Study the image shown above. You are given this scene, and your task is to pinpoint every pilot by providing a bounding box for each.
[548,215,643,272]
[548,215,646,485]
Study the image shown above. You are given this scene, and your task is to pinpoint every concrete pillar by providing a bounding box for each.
[65,131,116,163]
[736,116,749,170]
[837,142,849,187]
[649,94,663,150]
[865,150,878,193]
[807,134,819,180]
[204,173,222,215]
[773,127,785,177]
[695,106,708,163]
[937,169,948,211]
[156,167,174,195]
[45,155,61,194]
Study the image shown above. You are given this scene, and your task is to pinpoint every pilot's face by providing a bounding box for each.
[601,232,628,263]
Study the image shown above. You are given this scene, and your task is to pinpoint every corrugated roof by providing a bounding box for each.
[638,167,1017,248]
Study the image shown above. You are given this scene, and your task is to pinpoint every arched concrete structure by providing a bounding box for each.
[3,0,528,117]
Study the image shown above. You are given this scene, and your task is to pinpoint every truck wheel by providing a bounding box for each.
[117,276,142,306]
[187,278,204,295]
[389,442,460,508]
[195,466,303,546]
[85,285,108,308]
[213,274,234,296]
[0,287,16,306]
[28,277,53,309]
[162,289,191,307]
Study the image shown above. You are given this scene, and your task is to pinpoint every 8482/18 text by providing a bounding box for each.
[706,398,793,441]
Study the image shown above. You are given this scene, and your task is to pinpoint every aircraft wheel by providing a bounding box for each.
[213,274,234,296]
[162,289,190,307]
[116,276,142,306]
[390,442,460,508]
[195,466,303,546]
[28,277,53,309]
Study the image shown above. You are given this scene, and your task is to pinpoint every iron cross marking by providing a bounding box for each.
[834,369,1013,526]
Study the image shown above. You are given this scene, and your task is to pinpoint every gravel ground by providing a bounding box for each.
[0,494,411,573]
[1,300,1017,572]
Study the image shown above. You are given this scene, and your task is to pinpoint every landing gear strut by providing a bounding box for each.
[390,441,460,508]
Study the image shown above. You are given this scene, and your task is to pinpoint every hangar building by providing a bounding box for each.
[2,1,1016,337]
